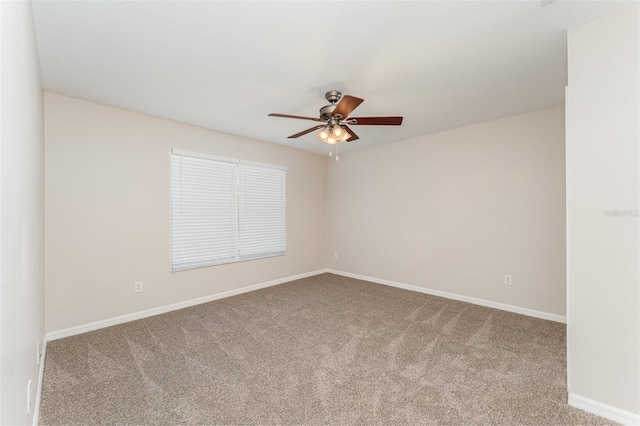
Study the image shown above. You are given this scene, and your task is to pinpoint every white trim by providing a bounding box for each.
[171,148,238,164]
[46,268,566,341]
[171,251,286,272]
[46,269,327,341]
[569,393,640,425]
[565,84,572,391]
[170,149,287,171]
[32,337,47,426]
[326,269,566,323]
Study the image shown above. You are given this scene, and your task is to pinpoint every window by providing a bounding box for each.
[170,149,286,271]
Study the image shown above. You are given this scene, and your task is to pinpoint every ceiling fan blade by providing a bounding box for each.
[269,113,323,122]
[342,125,359,142]
[332,95,364,119]
[349,116,403,126]
[288,125,326,139]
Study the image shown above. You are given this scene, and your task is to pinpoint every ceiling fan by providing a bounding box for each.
[268,90,403,145]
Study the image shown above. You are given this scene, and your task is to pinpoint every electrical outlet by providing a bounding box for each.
[134,281,143,293]
[504,275,513,286]
[27,379,32,414]
[333,251,338,259]
[36,342,41,365]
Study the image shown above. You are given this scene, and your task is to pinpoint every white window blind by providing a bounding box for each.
[239,163,286,260]
[170,150,286,271]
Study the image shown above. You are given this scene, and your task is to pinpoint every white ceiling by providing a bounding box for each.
[32,0,636,155]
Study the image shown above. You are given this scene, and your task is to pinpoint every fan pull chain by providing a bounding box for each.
[329,145,339,161]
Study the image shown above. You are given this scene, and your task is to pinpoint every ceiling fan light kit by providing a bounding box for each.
[317,124,349,144]
[268,90,403,149]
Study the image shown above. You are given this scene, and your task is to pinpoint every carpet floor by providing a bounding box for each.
[39,273,611,425]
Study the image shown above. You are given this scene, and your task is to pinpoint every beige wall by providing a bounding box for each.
[567,5,640,416]
[45,97,568,332]
[44,93,326,333]
[1,1,45,423]
[326,105,566,316]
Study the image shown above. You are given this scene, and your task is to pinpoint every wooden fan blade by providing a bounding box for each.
[342,125,359,142]
[288,125,326,139]
[332,95,364,119]
[269,113,323,122]
[350,116,403,126]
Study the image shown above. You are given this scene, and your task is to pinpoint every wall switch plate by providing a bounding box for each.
[504,275,513,286]
[333,251,338,259]
[134,281,143,293]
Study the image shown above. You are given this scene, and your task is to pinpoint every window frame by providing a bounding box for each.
[170,149,287,272]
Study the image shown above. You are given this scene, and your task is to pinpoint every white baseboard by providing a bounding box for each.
[46,268,565,341]
[569,393,640,425]
[46,269,328,341]
[32,336,47,426]
[326,269,566,323]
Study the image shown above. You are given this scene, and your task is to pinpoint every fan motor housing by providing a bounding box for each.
[319,105,336,120]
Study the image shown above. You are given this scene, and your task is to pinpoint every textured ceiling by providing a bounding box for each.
[32,1,636,155]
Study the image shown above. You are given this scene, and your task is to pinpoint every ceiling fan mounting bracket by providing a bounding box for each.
[325,90,342,104]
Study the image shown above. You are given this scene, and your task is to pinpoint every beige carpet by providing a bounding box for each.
[39,273,611,425]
